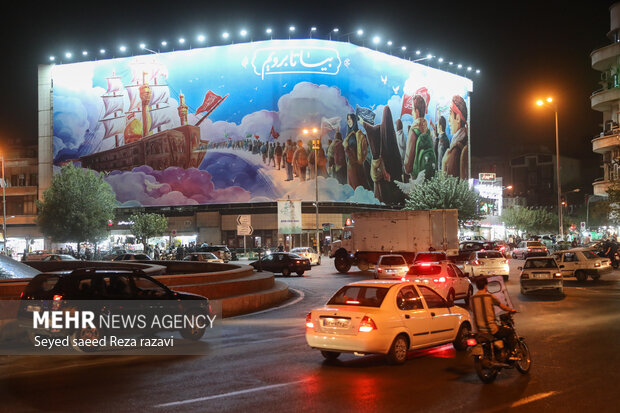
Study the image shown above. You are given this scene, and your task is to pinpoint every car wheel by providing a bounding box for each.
[317,257,321,265]
[282,267,291,277]
[297,271,305,276]
[453,322,471,351]
[463,287,473,306]
[503,274,509,282]
[575,270,587,282]
[320,350,340,361]
[520,287,527,295]
[591,274,601,281]
[71,326,105,352]
[386,334,409,365]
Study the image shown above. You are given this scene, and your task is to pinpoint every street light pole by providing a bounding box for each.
[313,138,320,254]
[1,156,6,255]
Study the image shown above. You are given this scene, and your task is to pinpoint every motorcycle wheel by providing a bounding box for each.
[613,261,619,270]
[474,355,499,383]
[515,339,532,374]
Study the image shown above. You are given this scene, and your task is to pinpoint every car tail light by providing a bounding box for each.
[499,246,506,252]
[595,262,601,267]
[400,277,409,282]
[466,338,477,346]
[521,273,529,279]
[544,248,548,252]
[346,300,360,305]
[53,294,63,301]
[420,262,432,267]
[19,291,23,299]
[305,312,314,329]
[377,267,382,273]
[358,316,377,332]
[527,248,532,252]
[504,259,509,264]
[433,277,446,283]
[554,272,562,278]
[296,260,303,264]
[473,260,481,266]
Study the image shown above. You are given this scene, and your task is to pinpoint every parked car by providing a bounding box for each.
[22,251,55,262]
[462,250,510,281]
[250,252,311,276]
[374,254,409,279]
[290,247,321,265]
[182,252,224,263]
[519,256,563,295]
[18,268,211,348]
[405,262,473,304]
[413,251,448,264]
[305,279,472,364]
[41,254,78,262]
[552,248,612,281]
[0,254,41,279]
[511,241,548,259]
[112,253,152,261]
[198,245,232,262]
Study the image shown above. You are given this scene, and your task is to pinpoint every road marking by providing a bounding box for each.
[229,288,305,318]
[154,380,307,408]
[510,391,559,408]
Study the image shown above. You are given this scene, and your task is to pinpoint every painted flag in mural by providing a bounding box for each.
[254,134,260,140]
[270,126,280,139]
[401,93,413,117]
[196,91,224,115]
[355,105,376,125]
[321,116,341,132]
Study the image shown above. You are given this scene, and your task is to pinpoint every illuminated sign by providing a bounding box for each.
[479,173,496,182]
[48,39,473,208]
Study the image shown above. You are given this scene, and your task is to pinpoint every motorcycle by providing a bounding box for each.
[467,312,531,383]
[596,250,619,269]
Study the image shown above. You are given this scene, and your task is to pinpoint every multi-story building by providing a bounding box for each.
[591,2,620,195]
[0,141,44,255]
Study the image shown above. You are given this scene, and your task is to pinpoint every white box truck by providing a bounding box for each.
[330,209,459,273]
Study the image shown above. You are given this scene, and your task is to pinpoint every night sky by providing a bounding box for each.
[0,1,613,189]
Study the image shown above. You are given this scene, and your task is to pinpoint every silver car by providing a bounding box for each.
[374,254,409,279]
[519,257,563,295]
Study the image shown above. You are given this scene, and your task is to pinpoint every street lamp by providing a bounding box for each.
[303,128,320,252]
[536,97,563,239]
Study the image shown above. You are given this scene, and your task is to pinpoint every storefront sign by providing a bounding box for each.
[479,173,496,182]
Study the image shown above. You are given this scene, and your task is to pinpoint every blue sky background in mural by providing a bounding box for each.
[50,39,472,207]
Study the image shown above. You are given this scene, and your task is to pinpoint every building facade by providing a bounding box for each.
[591,2,620,196]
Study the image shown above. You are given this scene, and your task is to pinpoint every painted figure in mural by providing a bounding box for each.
[344,114,370,190]
[395,118,407,169]
[404,88,436,181]
[442,95,469,180]
[293,139,309,181]
[268,143,275,167]
[284,139,295,181]
[261,142,268,164]
[330,133,347,185]
[433,116,450,172]
[363,106,403,204]
[316,142,328,178]
[274,142,283,170]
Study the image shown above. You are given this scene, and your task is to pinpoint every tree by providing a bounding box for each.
[129,213,169,251]
[403,172,484,224]
[36,164,117,254]
[501,206,557,234]
[606,183,620,225]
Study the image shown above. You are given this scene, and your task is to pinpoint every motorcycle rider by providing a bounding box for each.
[471,277,518,355]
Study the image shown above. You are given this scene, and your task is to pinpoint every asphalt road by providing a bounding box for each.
[0,257,618,412]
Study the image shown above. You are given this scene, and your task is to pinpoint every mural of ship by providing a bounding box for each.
[80,64,227,173]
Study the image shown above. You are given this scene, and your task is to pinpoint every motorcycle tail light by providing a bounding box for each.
[377,267,382,273]
[358,316,377,332]
[466,338,477,346]
[53,294,63,301]
[305,312,314,329]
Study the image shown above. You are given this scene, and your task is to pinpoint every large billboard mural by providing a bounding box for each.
[50,39,473,207]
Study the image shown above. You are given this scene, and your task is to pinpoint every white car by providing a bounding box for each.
[552,248,611,282]
[305,280,472,364]
[406,262,473,304]
[462,250,510,280]
[183,252,225,263]
[290,247,321,265]
[374,254,409,279]
[519,256,563,295]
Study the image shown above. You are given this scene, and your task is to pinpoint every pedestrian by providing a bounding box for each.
[274,142,283,170]
[154,246,160,260]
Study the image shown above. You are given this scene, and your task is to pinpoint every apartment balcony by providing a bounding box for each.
[3,186,37,196]
[593,178,612,196]
[591,87,620,112]
[0,215,36,226]
[591,42,620,72]
[592,133,620,154]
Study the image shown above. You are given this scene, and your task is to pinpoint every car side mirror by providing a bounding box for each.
[517,266,522,271]
[559,265,565,268]
[445,297,453,307]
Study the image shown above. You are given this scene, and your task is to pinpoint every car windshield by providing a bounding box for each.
[24,274,60,295]
[380,256,406,265]
[0,255,41,279]
[526,241,544,247]
[407,264,442,276]
[288,253,303,258]
[478,251,503,259]
[582,250,599,259]
[327,286,389,307]
[415,252,446,262]
[524,258,558,269]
